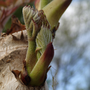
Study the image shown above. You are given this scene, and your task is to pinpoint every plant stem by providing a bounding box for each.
[26,40,37,74]
[43,0,72,28]
[39,0,52,10]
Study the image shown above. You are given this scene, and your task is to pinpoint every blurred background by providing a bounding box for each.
[0,0,90,90]
[48,0,90,90]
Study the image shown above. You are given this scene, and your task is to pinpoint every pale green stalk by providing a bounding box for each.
[43,0,72,29]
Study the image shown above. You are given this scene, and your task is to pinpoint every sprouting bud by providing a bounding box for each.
[36,24,52,59]
[29,42,54,86]
[22,5,54,86]
[23,6,46,32]
[23,6,36,29]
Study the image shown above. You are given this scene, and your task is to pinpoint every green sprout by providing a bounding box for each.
[21,0,72,86]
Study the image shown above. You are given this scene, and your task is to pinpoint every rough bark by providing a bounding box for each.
[0,30,48,90]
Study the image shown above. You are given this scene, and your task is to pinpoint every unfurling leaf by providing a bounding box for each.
[6,16,25,35]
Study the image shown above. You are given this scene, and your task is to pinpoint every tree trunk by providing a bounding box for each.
[0,30,48,90]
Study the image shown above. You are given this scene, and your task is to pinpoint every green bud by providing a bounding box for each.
[23,6,46,74]
[29,42,54,86]
[22,6,54,86]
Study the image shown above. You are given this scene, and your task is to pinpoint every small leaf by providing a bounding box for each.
[12,70,21,79]
[36,24,52,58]
[6,16,25,35]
